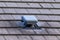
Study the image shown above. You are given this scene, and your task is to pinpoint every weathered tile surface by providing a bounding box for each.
[0,0,60,40]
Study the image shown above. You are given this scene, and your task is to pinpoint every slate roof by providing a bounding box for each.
[0,0,60,40]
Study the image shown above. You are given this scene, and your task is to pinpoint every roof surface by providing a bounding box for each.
[0,0,60,40]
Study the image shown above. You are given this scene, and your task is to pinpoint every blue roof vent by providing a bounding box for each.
[22,15,38,27]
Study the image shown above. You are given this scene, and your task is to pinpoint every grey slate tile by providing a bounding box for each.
[20,29,35,34]
[0,21,11,27]
[0,15,14,20]
[56,36,60,40]
[5,3,17,7]
[15,9,28,13]
[28,3,41,7]
[44,0,55,2]
[0,29,8,34]
[36,15,60,20]
[48,16,60,20]
[47,22,60,27]
[33,29,48,34]
[9,21,18,27]
[44,36,59,40]
[32,0,44,2]
[0,8,4,13]
[0,36,5,40]
[1,0,21,1]
[40,3,53,8]
[0,21,19,27]
[0,2,6,7]
[31,36,45,40]
[17,36,31,40]
[50,9,60,14]
[52,4,60,8]
[46,29,60,34]
[39,9,52,14]
[21,0,33,1]
[16,3,29,7]
[36,15,50,20]
[6,28,22,34]
[36,22,49,27]
[55,0,60,2]
[27,9,40,13]
[21,0,45,2]
[12,15,22,19]
[3,9,16,13]
[4,36,19,40]
[0,28,22,34]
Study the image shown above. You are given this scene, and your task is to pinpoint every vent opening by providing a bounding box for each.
[25,24,32,27]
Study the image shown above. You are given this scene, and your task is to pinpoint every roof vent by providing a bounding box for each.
[21,15,38,28]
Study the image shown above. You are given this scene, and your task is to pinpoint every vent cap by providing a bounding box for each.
[22,15,38,24]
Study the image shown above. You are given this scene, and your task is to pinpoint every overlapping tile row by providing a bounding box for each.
[0,28,60,35]
[0,2,60,8]
[0,0,59,2]
[0,36,60,40]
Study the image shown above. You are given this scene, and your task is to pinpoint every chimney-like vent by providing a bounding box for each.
[21,15,38,27]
